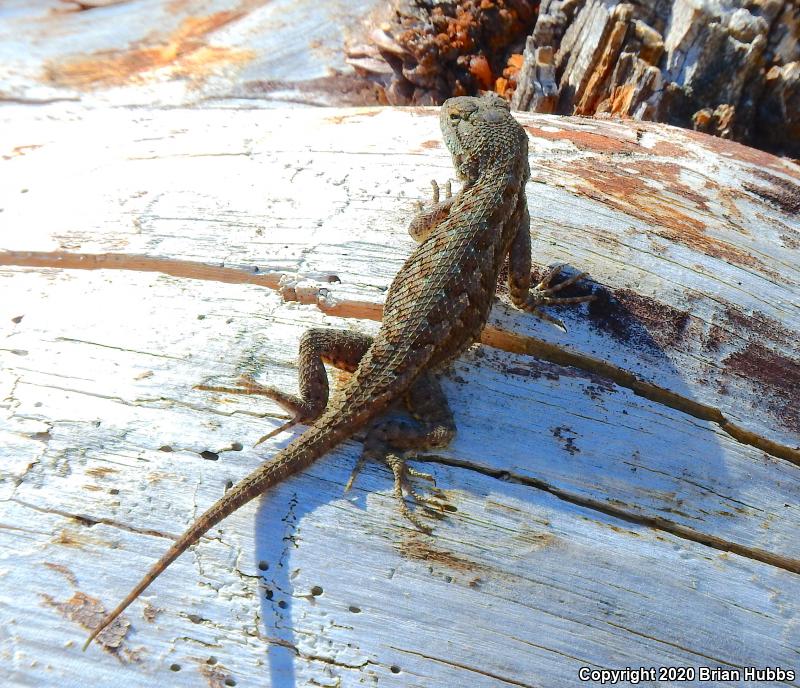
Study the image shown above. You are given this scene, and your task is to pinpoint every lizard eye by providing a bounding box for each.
[449,113,460,121]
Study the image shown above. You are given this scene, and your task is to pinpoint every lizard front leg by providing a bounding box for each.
[507,205,594,330]
[199,328,372,444]
[408,179,456,243]
[349,370,454,532]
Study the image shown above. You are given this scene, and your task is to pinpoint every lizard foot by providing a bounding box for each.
[195,375,308,445]
[528,264,595,331]
[385,453,449,533]
[414,179,452,213]
[344,449,449,532]
[409,179,456,243]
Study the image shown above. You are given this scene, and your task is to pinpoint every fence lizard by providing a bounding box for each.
[83,93,592,649]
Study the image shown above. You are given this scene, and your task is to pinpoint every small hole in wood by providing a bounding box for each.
[390,665,401,674]
[224,679,237,687]
[278,600,287,609]
[75,515,98,527]
[231,442,243,451]
[170,663,181,672]
[348,605,361,614]
[258,561,269,571]
[310,586,323,597]
[200,450,219,461]
[159,445,173,452]
[206,656,218,665]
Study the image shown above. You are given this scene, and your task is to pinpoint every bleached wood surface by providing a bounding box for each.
[0,0,382,107]
[1,105,799,688]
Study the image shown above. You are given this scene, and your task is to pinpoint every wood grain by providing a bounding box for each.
[1,104,798,687]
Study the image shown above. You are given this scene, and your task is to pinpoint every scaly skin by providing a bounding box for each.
[83,93,592,649]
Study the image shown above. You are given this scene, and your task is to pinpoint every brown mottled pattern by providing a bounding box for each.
[83,94,589,649]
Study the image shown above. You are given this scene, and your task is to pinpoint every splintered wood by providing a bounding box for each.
[510,0,800,156]
[1,105,799,687]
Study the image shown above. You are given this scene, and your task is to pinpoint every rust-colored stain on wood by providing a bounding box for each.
[322,108,384,125]
[722,304,795,348]
[86,466,118,479]
[2,144,43,161]
[199,660,237,688]
[549,157,764,270]
[398,536,479,573]
[645,136,695,159]
[44,561,79,586]
[55,529,87,548]
[526,123,641,155]
[41,591,134,655]
[43,10,256,89]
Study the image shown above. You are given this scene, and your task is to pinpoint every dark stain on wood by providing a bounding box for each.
[588,287,690,353]
[723,344,800,434]
[742,171,800,215]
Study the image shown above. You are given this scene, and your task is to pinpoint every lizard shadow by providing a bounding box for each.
[252,445,372,688]
[251,463,327,688]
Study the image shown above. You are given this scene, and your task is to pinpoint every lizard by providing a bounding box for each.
[83,93,593,650]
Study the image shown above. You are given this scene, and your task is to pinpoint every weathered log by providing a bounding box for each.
[1,104,799,686]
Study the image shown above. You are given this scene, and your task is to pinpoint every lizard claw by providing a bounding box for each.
[346,448,450,532]
[534,266,594,302]
[525,266,595,332]
[531,308,567,333]
[385,453,449,532]
[197,375,316,445]
[254,416,302,446]
[427,179,452,205]
[344,453,367,492]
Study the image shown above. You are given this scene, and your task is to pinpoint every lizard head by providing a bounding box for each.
[440,93,529,184]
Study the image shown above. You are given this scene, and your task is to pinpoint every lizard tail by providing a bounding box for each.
[82,414,358,651]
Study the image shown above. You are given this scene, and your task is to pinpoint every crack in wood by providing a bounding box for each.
[418,455,800,576]
[0,251,282,289]
[11,497,174,541]
[604,620,743,668]
[480,328,800,466]
[389,646,539,688]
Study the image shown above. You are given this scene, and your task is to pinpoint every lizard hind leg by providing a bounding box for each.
[197,328,373,445]
[349,371,455,532]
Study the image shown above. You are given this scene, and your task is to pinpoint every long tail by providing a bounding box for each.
[82,414,358,650]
